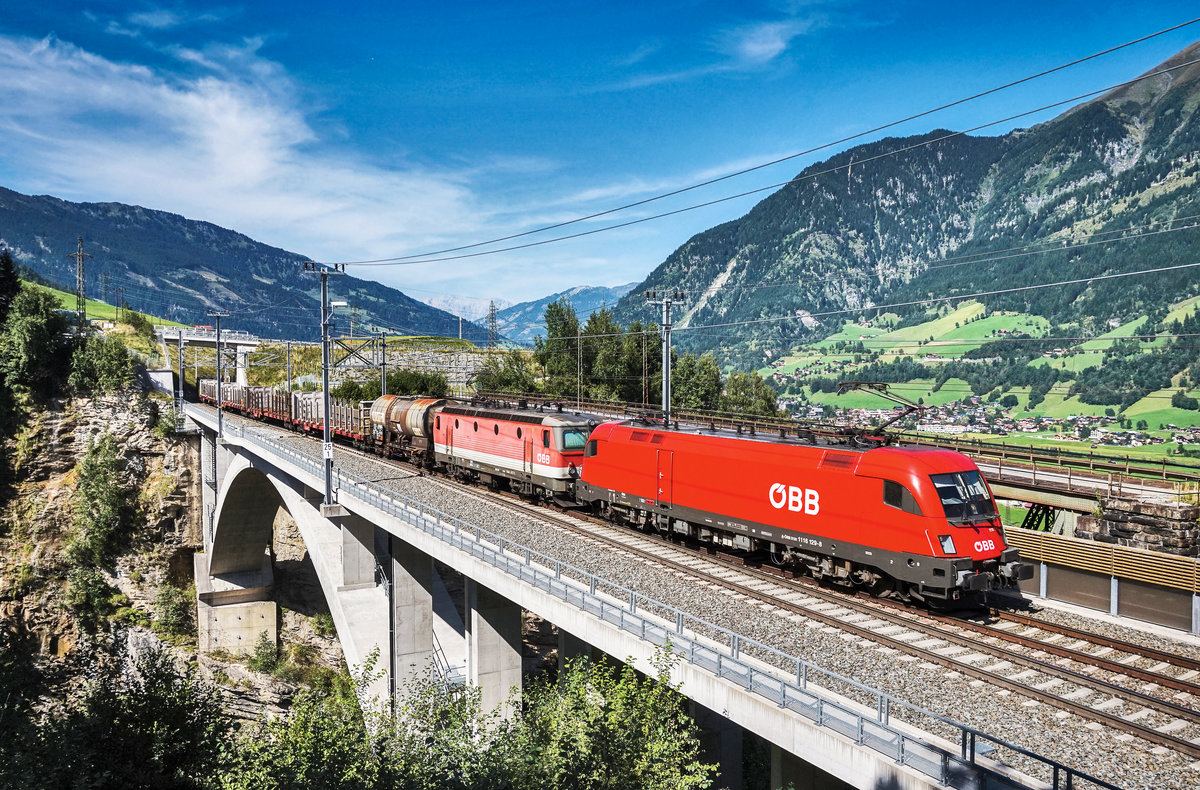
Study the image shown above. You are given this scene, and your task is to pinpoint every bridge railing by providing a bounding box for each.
[200,407,1118,790]
[154,325,259,344]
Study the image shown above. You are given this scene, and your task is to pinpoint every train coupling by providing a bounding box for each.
[998,547,1034,582]
[1001,560,1034,582]
[956,570,993,592]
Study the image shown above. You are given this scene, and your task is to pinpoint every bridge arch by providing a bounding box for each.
[210,454,290,576]
[203,448,389,699]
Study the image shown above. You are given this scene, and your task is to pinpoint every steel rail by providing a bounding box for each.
[988,609,1200,673]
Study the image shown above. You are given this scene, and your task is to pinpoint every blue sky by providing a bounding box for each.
[0,2,1197,306]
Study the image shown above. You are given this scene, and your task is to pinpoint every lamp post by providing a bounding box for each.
[207,310,230,437]
[303,261,346,507]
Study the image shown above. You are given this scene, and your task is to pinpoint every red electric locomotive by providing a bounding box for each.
[369,395,593,499]
[430,403,592,499]
[577,420,1030,604]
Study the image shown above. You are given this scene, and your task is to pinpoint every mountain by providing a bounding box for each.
[0,187,489,342]
[420,294,513,321]
[496,282,638,344]
[612,42,1200,367]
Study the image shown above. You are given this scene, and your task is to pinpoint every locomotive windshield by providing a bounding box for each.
[560,428,590,451]
[929,470,996,524]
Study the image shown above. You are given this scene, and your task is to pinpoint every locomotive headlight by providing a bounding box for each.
[938,535,956,555]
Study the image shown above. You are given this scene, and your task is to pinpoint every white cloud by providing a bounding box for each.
[128,9,185,30]
[0,33,494,266]
[0,29,740,304]
[715,19,812,66]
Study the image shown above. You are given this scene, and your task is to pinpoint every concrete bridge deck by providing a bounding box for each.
[187,403,1099,790]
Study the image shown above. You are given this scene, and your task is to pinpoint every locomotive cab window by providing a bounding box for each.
[930,470,996,524]
[542,430,551,448]
[584,439,598,457]
[560,428,589,451]
[883,480,922,516]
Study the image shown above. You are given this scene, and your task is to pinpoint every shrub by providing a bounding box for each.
[68,334,133,396]
[312,612,336,637]
[64,567,118,628]
[247,631,279,673]
[66,434,130,567]
[153,584,194,638]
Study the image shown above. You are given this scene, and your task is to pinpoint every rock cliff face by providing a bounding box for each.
[1,395,196,656]
[0,392,343,721]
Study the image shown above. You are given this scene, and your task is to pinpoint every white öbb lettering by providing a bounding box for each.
[974,539,996,553]
[768,483,820,515]
[536,453,552,464]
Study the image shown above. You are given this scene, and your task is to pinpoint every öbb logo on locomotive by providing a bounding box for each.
[767,483,820,515]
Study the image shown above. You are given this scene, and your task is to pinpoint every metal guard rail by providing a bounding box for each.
[193,404,1120,790]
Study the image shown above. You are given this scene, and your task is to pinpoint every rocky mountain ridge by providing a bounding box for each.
[0,187,489,343]
[496,281,638,344]
[612,41,1200,365]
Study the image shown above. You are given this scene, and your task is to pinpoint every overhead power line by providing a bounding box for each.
[338,54,1200,268]
[318,19,1200,267]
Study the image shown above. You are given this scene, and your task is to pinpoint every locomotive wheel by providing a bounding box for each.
[866,576,897,598]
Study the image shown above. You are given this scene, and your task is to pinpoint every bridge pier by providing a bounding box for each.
[466,579,523,718]
[694,702,744,790]
[340,514,376,589]
[194,551,277,655]
[388,535,435,693]
[557,627,592,672]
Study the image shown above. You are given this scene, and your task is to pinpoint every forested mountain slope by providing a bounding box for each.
[614,42,1200,366]
[0,187,487,342]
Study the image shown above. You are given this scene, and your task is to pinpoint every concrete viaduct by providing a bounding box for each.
[186,403,1079,790]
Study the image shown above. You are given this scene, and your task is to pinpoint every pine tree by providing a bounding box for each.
[0,248,19,326]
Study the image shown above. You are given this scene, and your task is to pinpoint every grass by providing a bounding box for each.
[1120,389,1200,429]
[1164,294,1200,327]
[27,280,184,326]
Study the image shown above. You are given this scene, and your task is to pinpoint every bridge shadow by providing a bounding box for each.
[273,552,329,618]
